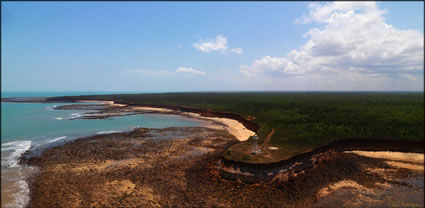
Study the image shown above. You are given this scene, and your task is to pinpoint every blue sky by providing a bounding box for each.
[2,2,424,92]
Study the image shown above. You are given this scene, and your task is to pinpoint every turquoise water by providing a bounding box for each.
[1,91,164,98]
[1,102,201,144]
[0,91,203,208]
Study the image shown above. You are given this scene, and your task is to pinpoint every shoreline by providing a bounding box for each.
[21,127,424,207]
[2,93,423,207]
[70,100,257,142]
[71,100,424,186]
[10,99,423,207]
[42,96,261,133]
[7,97,424,161]
[131,106,256,142]
[6,97,423,160]
[21,127,242,207]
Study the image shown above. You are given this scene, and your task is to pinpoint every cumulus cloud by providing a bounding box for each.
[193,35,243,55]
[176,67,206,76]
[299,2,385,24]
[240,56,305,77]
[241,2,424,83]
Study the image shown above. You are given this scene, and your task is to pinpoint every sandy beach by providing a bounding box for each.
[129,106,256,141]
[17,101,424,207]
[74,100,255,141]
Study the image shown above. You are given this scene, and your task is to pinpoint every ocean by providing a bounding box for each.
[1,91,204,208]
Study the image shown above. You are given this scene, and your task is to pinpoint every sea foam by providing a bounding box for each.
[47,136,67,143]
[46,105,58,111]
[70,113,83,119]
[1,141,32,168]
[10,174,30,208]
[96,130,122,135]
[1,141,32,208]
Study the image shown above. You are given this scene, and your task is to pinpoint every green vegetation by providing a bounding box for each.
[49,92,424,163]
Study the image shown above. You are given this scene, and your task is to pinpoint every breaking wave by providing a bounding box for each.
[1,141,32,168]
[47,136,67,143]
[96,130,122,135]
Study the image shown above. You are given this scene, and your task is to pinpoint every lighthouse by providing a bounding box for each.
[251,134,261,154]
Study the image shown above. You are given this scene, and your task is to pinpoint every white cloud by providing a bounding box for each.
[230,47,243,55]
[193,35,227,53]
[176,67,206,76]
[240,56,304,77]
[241,2,424,86]
[123,67,206,77]
[300,2,384,24]
[193,35,243,55]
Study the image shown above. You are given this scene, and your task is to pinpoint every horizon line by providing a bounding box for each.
[2,90,424,93]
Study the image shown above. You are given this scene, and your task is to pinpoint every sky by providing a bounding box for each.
[1,1,424,92]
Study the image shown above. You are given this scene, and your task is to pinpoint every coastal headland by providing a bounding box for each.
[11,93,424,207]
[21,125,424,207]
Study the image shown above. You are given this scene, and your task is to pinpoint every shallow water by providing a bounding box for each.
[1,100,205,208]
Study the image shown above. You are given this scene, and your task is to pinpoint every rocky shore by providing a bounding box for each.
[52,101,256,141]
[21,126,424,208]
[13,100,424,207]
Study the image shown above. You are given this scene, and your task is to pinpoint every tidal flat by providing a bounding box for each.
[21,127,423,208]
[7,95,424,207]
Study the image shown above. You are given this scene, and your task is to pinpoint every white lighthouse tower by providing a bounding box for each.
[251,134,261,154]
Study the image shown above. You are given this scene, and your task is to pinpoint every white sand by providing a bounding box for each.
[131,106,174,113]
[112,103,127,107]
[77,100,128,107]
[344,151,424,164]
[385,161,424,171]
[77,100,115,105]
[345,150,424,171]
[74,102,255,142]
[317,152,424,207]
[182,112,255,141]
[317,180,376,198]
[124,106,255,141]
